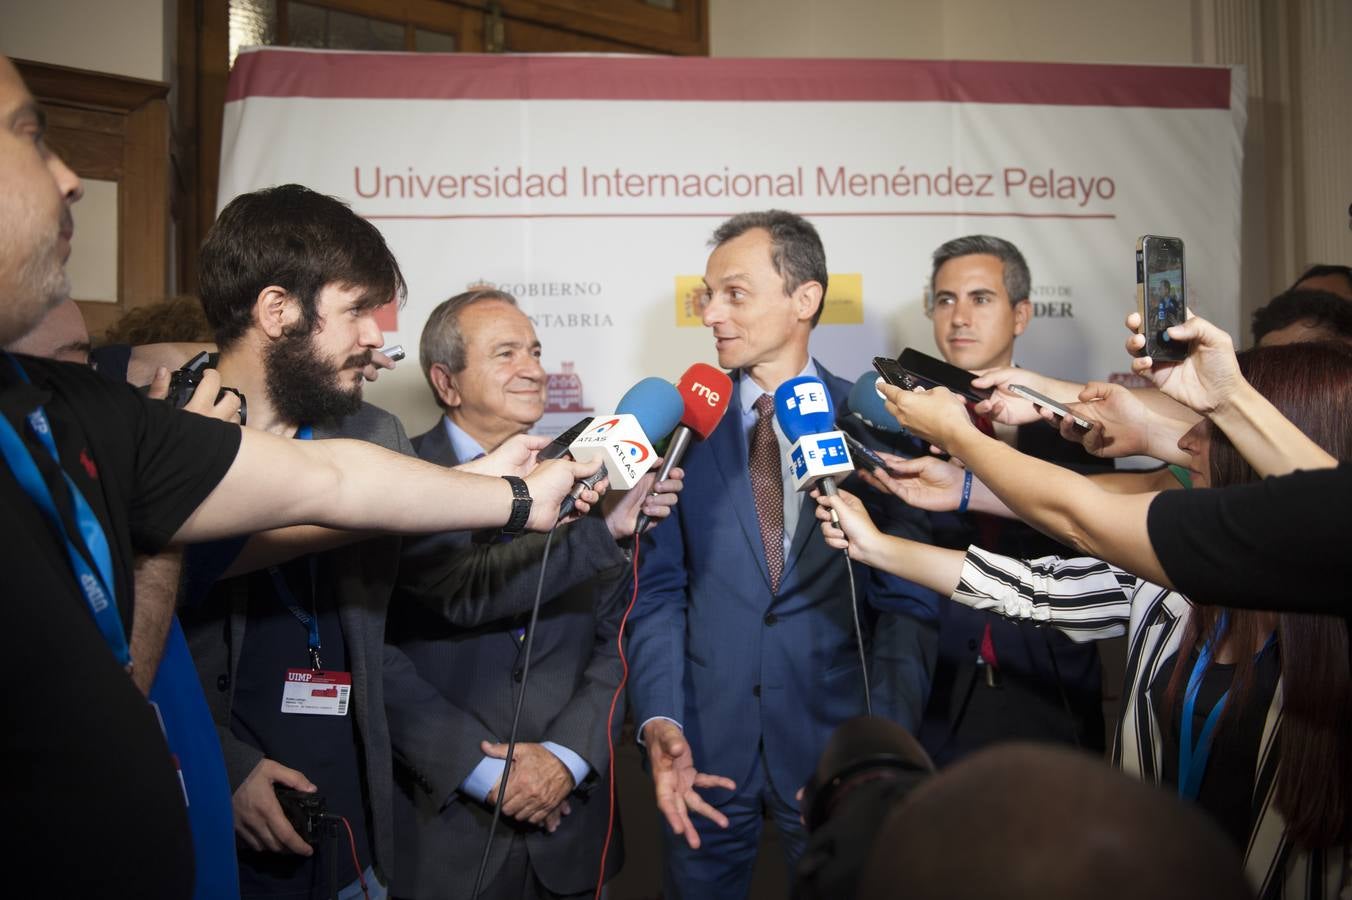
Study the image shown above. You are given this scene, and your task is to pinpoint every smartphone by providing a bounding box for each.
[1135,235,1187,361]
[880,348,991,404]
[381,344,406,362]
[840,430,896,476]
[1007,384,1092,431]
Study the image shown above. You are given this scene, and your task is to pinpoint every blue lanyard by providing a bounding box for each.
[268,424,322,669]
[0,354,127,666]
[1178,613,1274,801]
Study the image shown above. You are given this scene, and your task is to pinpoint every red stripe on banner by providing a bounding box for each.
[360,211,1117,221]
[227,50,1231,110]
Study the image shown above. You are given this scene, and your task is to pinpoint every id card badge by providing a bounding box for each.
[281,669,352,716]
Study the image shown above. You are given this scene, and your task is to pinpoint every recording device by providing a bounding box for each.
[558,378,683,518]
[1135,234,1187,361]
[165,351,247,425]
[873,348,991,404]
[380,344,406,362]
[795,717,934,900]
[774,376,853,496]
[274,787,328,845]
[634,363,733,534]
[846,372,905,434]
[840,430,894,476]
[1007,383,1091,431]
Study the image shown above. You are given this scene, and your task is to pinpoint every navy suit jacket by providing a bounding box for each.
[626,362,939,805]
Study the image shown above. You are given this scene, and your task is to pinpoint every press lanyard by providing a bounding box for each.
[0,354,128,666]
[1178,613,1275,801]
[268,425,322,670]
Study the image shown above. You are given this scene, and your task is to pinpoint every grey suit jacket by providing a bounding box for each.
[385,418,629,899]
[182,402,609,887]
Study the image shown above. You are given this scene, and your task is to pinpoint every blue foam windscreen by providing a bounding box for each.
[773,376,836,442]
[616,377,684,440]
[847,372,904,433]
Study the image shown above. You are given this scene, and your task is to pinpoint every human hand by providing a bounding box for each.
[361,348,397,383]
[149,365,243,423]
[971,366,1082,426]
[457,433,549,478]
[643,720,736,850]
[523,458,604,530]
[858,453,968,512]
[1125,311,1241,415]
[482,742,575,827]
[812,487,884,564]
[232,759,317,856]
[602,464,685,540]
[878,382,974,451]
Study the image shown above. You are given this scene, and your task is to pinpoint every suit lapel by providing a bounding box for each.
[708,372,773,591]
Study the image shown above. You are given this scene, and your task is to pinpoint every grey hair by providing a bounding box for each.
[419,288,519,409]
[928,235,1031,312]
[711,210,829,327]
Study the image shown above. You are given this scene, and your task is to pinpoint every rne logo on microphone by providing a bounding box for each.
[688,381,721,407]
[587,417,622,435]
[789,383,829,416]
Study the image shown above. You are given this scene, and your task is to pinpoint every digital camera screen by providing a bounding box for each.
[1145,238,1185,338]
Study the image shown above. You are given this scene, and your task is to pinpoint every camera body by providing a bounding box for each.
[165,351,247,424]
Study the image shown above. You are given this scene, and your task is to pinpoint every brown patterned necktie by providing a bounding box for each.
[749,393,784,593]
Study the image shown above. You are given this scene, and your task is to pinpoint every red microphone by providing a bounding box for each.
[634,363,733,534]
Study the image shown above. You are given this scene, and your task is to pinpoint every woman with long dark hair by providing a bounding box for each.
[816,343,1351,897]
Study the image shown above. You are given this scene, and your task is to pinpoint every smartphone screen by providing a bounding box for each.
[1140,236,1186,360]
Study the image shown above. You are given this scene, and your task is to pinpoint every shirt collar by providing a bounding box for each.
[442,416,487,461]
[737,358,820,415]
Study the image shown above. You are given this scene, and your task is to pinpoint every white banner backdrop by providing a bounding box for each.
[219,49,1245,437]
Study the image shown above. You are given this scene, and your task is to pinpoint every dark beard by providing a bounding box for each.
[264,331,370,427]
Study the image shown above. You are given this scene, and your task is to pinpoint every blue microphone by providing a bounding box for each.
[846,372,905,434]
[773,377,853,519]
[559,377,682,518]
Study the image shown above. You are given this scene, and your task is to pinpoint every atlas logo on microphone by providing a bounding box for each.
[586,417,622,436]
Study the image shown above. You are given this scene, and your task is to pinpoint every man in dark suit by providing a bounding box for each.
[386,288,680,900]
[919,234,1109,766]
[625,211,939,899]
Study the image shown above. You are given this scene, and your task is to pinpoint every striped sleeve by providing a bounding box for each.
[952,546,1140,642]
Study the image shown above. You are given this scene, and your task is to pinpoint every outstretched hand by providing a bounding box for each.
[1125,311,1241,416]
[857,452,968,512]
[643,720,735,850]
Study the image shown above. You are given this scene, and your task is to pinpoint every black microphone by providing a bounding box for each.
[538,416,594,461]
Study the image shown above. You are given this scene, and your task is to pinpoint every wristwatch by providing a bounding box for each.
[501,475,532,534]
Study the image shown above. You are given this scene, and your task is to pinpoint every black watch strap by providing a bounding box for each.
[501,475,532,534]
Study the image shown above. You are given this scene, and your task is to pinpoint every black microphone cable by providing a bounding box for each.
[470,522,560,900]
[841,544,872,717]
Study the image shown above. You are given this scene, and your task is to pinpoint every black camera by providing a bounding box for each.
[165,351,247,424]
[274,787,328,845]
[794,717,933,900]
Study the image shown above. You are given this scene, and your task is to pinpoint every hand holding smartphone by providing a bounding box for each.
[1007,384,1091,432]
[873,348,991,404]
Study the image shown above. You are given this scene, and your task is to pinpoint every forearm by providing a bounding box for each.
[1089,467,1181,495]
[129,550,182,694]
[177,431,514,541]
[850,530,966,597]
[1210,381,1338,476]
[222,526,373,578]
[944,429,1170,585]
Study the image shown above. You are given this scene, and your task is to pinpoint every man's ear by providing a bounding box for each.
[1012,298,1032,337]
[256,286,299,340]
[428,362,462,410]
[795,281,825,324]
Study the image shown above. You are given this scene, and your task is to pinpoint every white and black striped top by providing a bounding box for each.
[953,546,1349,900]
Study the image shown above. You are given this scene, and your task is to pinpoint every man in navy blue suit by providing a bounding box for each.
[625,211,938,899]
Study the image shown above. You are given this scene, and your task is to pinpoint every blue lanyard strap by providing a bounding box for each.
[0,354,127,666]
[268,423,321,669]
[1178,614,1275,801]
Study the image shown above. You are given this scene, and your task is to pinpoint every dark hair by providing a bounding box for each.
[198,184,406,348]
[1251,289,1352,345]
[1290,263,1352,296]
[928,235,1031,312]
[1165,343,1352,848]
[419,288,520,410]
[711,210,828,326]
[103,295,214,344]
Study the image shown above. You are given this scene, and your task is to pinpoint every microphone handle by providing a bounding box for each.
[557,466,608,521]
[821,475,841,527]
[634,426,693,535]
